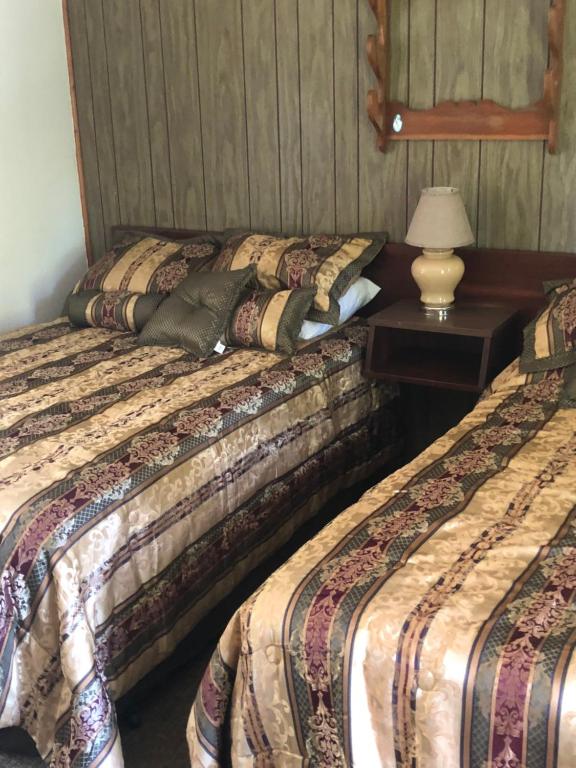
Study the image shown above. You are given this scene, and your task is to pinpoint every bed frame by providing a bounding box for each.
[111,224,576,325]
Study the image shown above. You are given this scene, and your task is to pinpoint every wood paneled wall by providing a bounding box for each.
[66,0,576,261]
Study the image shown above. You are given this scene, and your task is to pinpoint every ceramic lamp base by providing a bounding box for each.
[411,248,465,310]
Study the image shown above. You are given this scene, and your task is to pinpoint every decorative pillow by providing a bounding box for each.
[138,266,255,357]
[74,233,220,295]
[299,276,381,340]
[211,232,385,324]
[520,278,576,372]
[68,290,164,332]
[225,287,315,354]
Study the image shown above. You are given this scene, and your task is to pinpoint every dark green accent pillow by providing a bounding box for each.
[520,278,576,372]
[138,266,256,357]
[67,290,164,332]
[225,287,316,355]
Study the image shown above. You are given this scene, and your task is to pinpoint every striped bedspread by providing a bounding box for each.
[0,318,399,768]
[189,361,576,768]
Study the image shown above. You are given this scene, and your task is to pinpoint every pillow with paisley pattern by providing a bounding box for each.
[211,232,385,324]
[225,287,316,355]
[68,290,164,333]
[520,278,576,372]
[73,233,220,296]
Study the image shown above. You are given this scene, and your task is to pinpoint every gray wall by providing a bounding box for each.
[67,0,576,260]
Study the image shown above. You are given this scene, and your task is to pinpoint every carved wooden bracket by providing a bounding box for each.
[367,0,566,153]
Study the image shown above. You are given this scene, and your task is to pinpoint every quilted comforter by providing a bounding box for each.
[0,318,399,767]
[189,361,576,768]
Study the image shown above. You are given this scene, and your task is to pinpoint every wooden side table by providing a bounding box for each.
[364,300,521,460]
[364,300,520,393]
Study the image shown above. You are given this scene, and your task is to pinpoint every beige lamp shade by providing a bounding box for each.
[405,187,474,250]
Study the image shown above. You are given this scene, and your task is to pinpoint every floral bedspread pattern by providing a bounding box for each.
[189,361,576,768]
[0,318,398,767]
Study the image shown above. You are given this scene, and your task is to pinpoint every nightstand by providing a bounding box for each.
[365,300,520,393]
[364,300,521,459]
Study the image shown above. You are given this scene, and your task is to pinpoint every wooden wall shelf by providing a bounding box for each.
[367,0,566,153]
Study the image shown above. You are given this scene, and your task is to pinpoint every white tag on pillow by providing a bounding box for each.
[214,340,226,354]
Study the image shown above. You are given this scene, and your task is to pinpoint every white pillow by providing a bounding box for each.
[299,277,381,340]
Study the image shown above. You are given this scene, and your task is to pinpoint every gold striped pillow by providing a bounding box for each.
[212,232,384,324]
[225,288,316,354]
[75,234,220,295]
[67,290,164,333]
[520,278,576,372]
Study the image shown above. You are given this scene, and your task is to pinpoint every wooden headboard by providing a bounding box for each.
[111,225,576,325]
[362,243,576,325]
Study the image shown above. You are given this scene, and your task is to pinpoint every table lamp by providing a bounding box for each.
[405,186,474,314]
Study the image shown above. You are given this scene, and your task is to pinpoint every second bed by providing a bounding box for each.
[189,359,576,768]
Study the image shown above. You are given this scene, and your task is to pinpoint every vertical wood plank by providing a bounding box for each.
[433,0,483,238]
[160,0,205,230]
[541,0,576,251]
[102,0,155,225]
[83,0,121,249]
[358,0,408,240]
[195,0,250,231]
[478,0,548,249]
[334,0,359,234]
[66,0,106,259]
[241,0,281,231]
[69,0,576,256]
[140,0,174,227]
[298,0,335,233]
[406,0,435,227]
[275,0,302,233]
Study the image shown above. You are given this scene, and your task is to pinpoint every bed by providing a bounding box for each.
[188,256,576,768]
[0,308,400,767]
[189,355,576,768]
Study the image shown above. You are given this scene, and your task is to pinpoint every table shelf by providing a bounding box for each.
[365,346,483,392]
